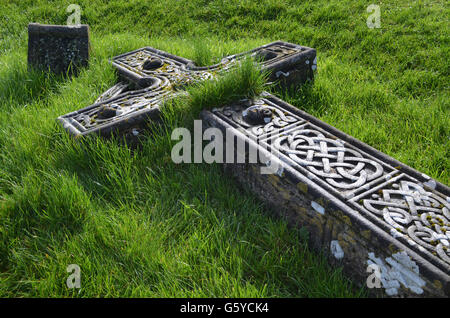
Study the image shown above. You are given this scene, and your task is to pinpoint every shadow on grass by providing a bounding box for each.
[0,52,67,108]
[0,169,90,272]
[271,80,331,117]
[43,123,367,297]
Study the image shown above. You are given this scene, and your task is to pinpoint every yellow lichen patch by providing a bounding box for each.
[339,214,352,227]
[329,210,346,226]
[309,217,324,237]
[337,237,348,250]
[267,174,280,187]
[297,182,308,194]
[336,235,351,254]
[315,197,328,209]
[331,221,341,238]
[338,231,357,246]
[360,230,371,241]
[388,244,399,254]
[433,280,443,290]
[278,187,292,200]
[294,206,307,215]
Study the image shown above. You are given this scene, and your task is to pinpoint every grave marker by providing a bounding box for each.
[57,42,449,297]
[28,23,90,75]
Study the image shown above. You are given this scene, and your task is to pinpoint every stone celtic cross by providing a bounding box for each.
[57,42,449,297]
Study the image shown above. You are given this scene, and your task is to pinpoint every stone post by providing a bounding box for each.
[27,23,90,76]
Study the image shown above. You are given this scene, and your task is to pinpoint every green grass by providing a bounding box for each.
[0,0,448,297]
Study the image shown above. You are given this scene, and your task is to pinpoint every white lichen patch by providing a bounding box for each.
[367,251,426,296]
[276,166,284,177]
[423,179,436,190]
[311,201,325,215]
[275,70,290,78]
[330,240,344,259]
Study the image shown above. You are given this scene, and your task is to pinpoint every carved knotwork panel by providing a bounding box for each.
[213,99,395,199]
[358,178,450,265]
[271,127,385,192]
[212,96,450,268]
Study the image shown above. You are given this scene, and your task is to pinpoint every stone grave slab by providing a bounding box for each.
[200,93,450,297]
[57,41,316,138]
[28,23,90,75]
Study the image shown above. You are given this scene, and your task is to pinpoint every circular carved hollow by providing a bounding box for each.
[142,58,164,70]
[243,106,272,125]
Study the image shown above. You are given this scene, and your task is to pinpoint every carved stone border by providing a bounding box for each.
[57,42,316,138]
[110,41,316,87]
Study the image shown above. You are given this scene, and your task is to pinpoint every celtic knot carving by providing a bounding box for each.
[273,129,384,190]
[362,180,450,265]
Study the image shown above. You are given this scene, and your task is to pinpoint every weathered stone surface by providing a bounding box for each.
[28,23,90,75]
[58,42,316,138]
[200,94,450,297]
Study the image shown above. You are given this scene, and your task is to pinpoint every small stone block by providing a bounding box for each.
[27,23,90,75]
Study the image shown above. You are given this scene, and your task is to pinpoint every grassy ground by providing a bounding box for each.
[0,0,448,297]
